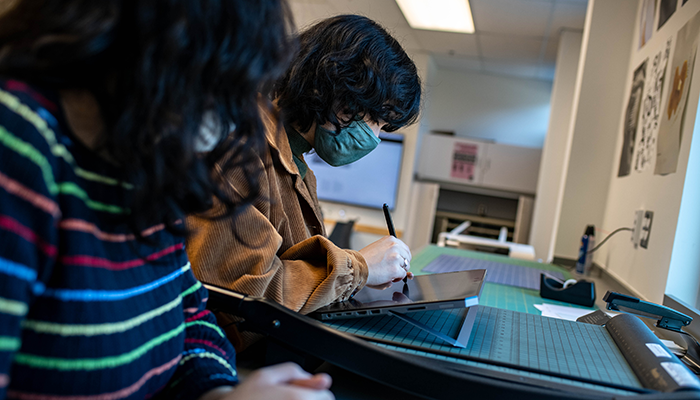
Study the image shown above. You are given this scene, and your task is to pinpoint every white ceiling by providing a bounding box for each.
[288,0,588,81]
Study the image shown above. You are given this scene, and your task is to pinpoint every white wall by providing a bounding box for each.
[402,55,441,251]
[596,0,700,303]
[660,6,700,309]
[667,91,700,307]
[530,30,583,262]
[553,0,639,261]
[426,68,552,149]
[543,0,700,303]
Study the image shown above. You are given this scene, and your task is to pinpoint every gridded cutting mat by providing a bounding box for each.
[423,254,565,290]
[411,246,569,277]
[372,342,637,395]
[325,306,642,391]
[410,246,582,314]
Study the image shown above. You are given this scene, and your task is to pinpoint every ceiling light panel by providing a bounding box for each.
[396,0,475,34]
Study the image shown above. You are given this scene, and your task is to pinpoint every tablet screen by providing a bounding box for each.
[312,269,486,317]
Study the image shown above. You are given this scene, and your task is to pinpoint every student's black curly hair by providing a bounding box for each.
[0,0,294,236]
[273,14,421,134]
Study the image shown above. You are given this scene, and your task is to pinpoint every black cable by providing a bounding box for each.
[587,227,633,254]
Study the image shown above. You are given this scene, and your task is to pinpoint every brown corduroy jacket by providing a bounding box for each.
[186,109,369,320]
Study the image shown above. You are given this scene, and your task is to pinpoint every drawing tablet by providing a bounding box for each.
[310,269,486,321]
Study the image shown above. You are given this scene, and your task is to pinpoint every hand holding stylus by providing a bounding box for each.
[357,204,412,289]
[383,203,411,283]
[359,235,412,289]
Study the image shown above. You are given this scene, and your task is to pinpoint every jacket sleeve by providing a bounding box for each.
[156,270,239,399]
[186,156,368,316]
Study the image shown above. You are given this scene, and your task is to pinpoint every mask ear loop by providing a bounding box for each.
[354,119,381,144]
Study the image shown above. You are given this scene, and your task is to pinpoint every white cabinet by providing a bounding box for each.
[417,134,541,195]
[481,142,541,194]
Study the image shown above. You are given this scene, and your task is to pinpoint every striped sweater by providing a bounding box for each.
[0,79,237,399]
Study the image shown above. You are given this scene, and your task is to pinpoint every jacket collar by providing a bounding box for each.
[260,105,325,232]
[261,106,299,177]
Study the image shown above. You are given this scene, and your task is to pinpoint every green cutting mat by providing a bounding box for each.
[326,246,636,393]
[374,342,637,395]
[326,306,642,394]
[411,246,591,314]
[411,246,568,275]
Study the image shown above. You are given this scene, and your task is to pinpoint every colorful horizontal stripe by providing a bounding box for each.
[0,257,37,282]
[41,264,190,302]
[179,352,235,375]
[0,214,57,257]
[0,127,126,214]
[5,80,57,113]
[0,80,237,397]
[6,355,181,400]
[0,125,57,194]
[14,324,185,371]
[55,182,127,214]
[181,281,201,298]
[184,310,210,323]
[59,219,166,242]
[22,297,182,337]
[0,258,45,295]
[0,296,28,317]
[0,88,131,189]
[184,321,224,338]
[0,336,21,351]
[0,170,60,218]
[184,339,227,357]
[60,243,183,270]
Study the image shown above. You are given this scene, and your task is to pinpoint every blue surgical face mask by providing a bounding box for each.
[314,119,381,166]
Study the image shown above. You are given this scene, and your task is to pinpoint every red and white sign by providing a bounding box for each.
[450,142,478,181]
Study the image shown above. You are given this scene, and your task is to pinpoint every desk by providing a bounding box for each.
[232,246,693,399]
[412,245,577,314]
[319,246,600,399]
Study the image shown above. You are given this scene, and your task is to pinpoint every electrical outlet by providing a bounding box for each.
[639,210,653,249]
[632,209,644,248]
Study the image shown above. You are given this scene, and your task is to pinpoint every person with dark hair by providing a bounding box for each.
[186,14,422,344]
[0,0,333,399]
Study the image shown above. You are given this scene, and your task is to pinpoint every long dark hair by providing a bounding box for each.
[273,14,421,134]
[0,0,294,235]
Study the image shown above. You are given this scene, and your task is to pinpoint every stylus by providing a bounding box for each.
[382,203,396,237]
[383,203,407,284]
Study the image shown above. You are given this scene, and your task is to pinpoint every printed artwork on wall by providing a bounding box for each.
[635,38,672,172]
[451,142,478,181]
[656,11,700,175]
[658,0,678,30]
[619,60,647,177]
[640,0,656,49]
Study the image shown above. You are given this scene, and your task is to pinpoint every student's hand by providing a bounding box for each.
[200,363,334,400]
[360,236,412,289]
[392,291,412,304]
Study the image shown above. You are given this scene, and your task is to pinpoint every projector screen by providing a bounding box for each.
[307,132,404,210]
